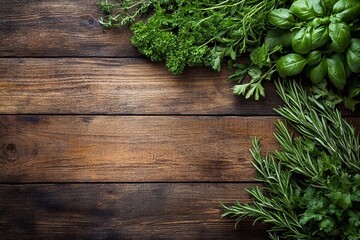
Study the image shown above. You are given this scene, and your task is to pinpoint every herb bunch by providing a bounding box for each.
[99,0,290,99]
[222,81,360,240]
[264,0,360,110]
[99,0,360,109]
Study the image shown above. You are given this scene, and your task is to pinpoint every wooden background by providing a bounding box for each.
[0,1,359,239]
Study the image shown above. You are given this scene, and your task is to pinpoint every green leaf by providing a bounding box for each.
[324,0,338,10]
[332,0,360,22]
[248,67,262,80]
[228,64,248,82]
[347,75,360,99]
[265,30,294,50]
[212,55,222,71]
[344,98,360,111]
[309,17,330,28]
[233,83,250,95]
[250,44,271,68]
[290,0,318,21]
[349,211,360,227]
[307,50,322,65]
[310,25,330,50]
[346,38,360,73]
[292,27,312,54]
[313,0,327,17]
[276,53,308,77]
[319,219,335,233]
[268,8,296,29]
[310,57,327,84]
[329,191,352,209]
[329,22,351,53]
[229,48,236,60]
[327,55,347,90]
[265,30,284,50]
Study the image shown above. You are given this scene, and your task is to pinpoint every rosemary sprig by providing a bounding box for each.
[222,80,360,239]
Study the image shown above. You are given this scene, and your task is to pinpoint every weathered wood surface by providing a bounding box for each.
[0,183,269,240]
[0,115,278,182]
[0,0,137,57]
[0,58,281,115]
[1,115,358,183]
[1,0,359,239]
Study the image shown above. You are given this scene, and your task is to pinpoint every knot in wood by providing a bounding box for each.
[0,136,37,163]
[6,143,16,153]
[1,142,19,162]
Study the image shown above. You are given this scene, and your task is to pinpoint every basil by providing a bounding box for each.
[329,22,351,53]
[276,53,308,77]
[312,0,326,17]
[268,8,296,29]
[346,38,360,73]
[290,0,318,21]
[324,0,338,10]
[309,17,330,28]
[265,30,294,50]
[332,0,360,22]
[264,30,283,50]
[310,25,330,50]
[310,57,327,83]
[307,50,322,65]
[327,55,347,90]
[292,27,312,54]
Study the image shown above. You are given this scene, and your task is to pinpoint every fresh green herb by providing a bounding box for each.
[99,0,360,109]
[263,0,360,108]
[222,81,360,239]
[347,38,360,73]
[99,0,290,99]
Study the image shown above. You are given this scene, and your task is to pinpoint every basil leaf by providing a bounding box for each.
[310,57,327,83]
[307,50,322,65]
[332,0,360,22]
[268,8,296,29]
[346,38,360,73]
[329,22,351,53]
[312,0,326,17]
[310,25,330,50]
[327,55,346,90]
[292,27,312,54]
[265,30,294,50]
[281,32,295,48]
[265,30,284,50]
[324,0,338,10]
[290,0,318,21]
[276,53,308,77]
[309,17,330,28]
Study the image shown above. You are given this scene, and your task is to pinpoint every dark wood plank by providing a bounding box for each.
[0,58,282,115]
[0,0,137,57]
[0,183,269,239]
[0,115,279,183]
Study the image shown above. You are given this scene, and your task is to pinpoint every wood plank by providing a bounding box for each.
[0,58,282,115]
[0,183,269,239]
[0,0,138,57]
[0,115,279,182]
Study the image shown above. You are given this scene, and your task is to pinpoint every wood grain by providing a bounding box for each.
[0,183,269,239]
[0,58,282,115]
[0,0,138,57]
[0,115,278,183]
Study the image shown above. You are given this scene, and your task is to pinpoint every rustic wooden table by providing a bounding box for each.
[0,1,359,239]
